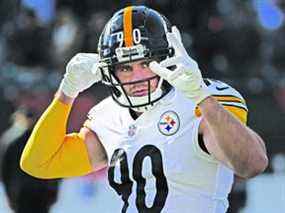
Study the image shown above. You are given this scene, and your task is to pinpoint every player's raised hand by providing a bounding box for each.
[149,26,210,105]
[59,53,102,98]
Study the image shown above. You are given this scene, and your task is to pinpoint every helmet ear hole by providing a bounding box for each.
[167,65,177,71]
[162,80,172,93]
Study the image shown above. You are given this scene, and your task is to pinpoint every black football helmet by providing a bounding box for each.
[98,5,174,112]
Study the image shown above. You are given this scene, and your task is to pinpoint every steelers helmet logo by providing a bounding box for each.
[158,111,180,136]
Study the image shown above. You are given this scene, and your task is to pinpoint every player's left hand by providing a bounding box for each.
[149,26,210,105]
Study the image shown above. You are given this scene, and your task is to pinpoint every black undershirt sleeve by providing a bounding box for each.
[198,134,210,155]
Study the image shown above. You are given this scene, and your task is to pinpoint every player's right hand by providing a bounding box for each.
[59,53,102,98]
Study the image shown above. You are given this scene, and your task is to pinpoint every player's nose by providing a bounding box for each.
[132,65,153,82]
[131,66,146,81]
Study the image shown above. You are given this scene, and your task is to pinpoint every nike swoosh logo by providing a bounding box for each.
[216,86,229,91]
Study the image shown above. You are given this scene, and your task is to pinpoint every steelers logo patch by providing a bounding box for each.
[158,111,180,136]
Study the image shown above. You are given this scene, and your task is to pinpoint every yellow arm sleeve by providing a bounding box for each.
[20,98,93,179]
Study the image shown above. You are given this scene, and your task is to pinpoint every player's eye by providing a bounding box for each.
[141,61,150,68]
[116,65,132,73]
[122,66,132,72]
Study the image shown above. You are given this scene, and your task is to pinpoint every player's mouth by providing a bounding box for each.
[132,89,149,96]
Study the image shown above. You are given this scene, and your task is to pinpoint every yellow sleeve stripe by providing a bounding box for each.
[220,103,248,112]
[123,6,133,47]
[195,107,202,117]
[194,103,248,124]
[223,105,248,124]
[212,95,245,104]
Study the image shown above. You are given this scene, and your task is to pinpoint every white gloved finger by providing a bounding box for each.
[92,62,107,79]
[92,62,100,74]
[149,61,170,80]
[84,53,99,58]
[77,53,99,62]
[171,26,182,42]
[167,32,188,57]
[67,53,98,71]
[160,56,182,67]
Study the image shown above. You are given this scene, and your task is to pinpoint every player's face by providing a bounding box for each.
[114,60,159,97]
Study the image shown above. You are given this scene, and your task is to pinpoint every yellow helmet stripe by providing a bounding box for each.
[123,6,133,47]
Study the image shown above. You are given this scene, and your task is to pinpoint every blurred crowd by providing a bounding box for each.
[0,0,285,212]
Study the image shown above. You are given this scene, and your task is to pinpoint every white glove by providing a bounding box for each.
[59,53,102,98]
[149,26,210,105]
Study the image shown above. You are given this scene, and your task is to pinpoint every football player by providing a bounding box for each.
[20,6,268,213]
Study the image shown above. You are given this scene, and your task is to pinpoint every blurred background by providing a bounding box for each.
[0,0,285,212]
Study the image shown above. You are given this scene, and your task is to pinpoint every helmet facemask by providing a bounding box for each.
[101,64,166,112]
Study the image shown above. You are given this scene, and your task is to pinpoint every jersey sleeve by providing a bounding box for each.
[84,100,105,134]
[195,79,248,124]
[83,97,122,160]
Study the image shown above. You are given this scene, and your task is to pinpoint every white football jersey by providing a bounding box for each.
[87,79,247,213]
